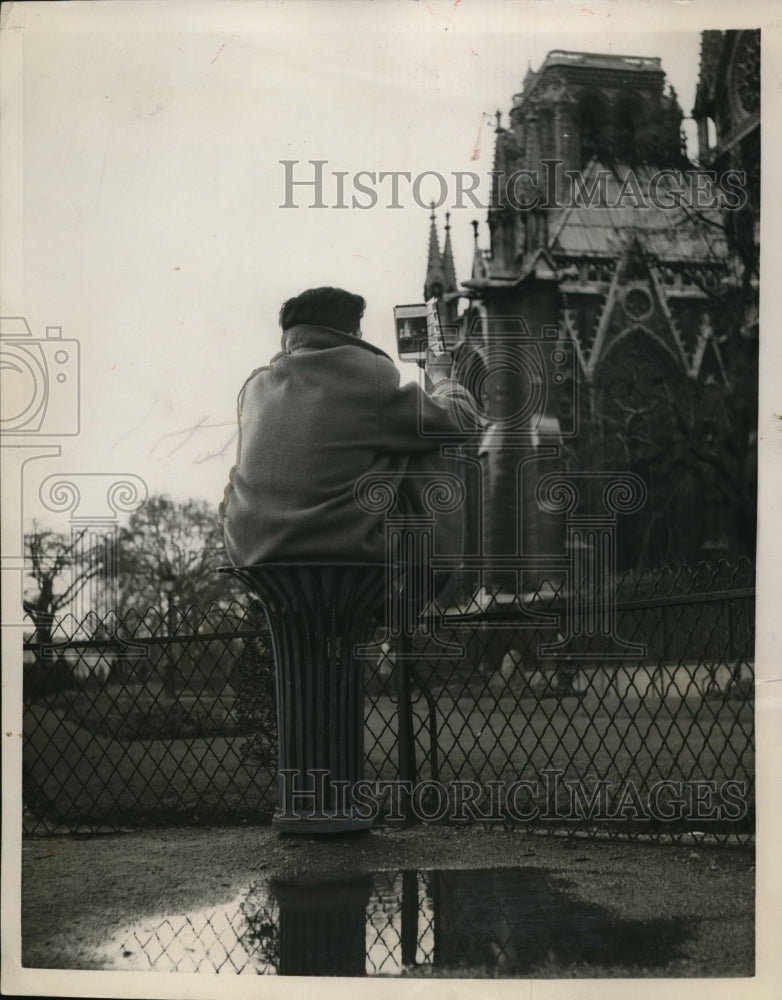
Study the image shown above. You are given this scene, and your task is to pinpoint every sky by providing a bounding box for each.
[0,0,777,533]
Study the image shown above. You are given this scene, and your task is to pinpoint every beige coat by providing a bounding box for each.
[219,324,476,565]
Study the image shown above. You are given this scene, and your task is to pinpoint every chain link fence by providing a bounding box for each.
[22,558,754,843]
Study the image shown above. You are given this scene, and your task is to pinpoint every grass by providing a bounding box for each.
[54,685,246,741]
[22,675,754,836]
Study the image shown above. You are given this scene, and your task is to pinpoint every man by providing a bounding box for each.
[219,286,477,566]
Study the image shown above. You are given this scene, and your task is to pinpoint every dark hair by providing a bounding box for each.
[279,287,366,335]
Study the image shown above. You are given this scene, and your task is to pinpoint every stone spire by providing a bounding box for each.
[442,212,457,291]
[424,202,446,300]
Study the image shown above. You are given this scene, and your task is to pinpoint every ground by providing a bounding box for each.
[19,824,754,980]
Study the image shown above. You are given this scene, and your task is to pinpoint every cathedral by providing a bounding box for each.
[423,37,759,579]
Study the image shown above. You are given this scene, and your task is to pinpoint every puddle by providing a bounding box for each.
[97,867,691,977]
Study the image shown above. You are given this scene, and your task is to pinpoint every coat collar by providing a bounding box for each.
[281,324,392,361]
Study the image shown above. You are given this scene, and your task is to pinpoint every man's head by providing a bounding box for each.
[279,287,366,336]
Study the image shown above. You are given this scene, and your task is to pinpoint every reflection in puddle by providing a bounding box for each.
[100,868,690,977]
[116,905,261,974]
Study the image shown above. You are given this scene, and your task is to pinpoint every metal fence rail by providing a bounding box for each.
[21,558,754,843]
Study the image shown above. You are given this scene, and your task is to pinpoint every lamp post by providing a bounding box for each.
[161,569,177,696]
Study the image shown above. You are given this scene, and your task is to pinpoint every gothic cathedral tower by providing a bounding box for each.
[424,46,755,577]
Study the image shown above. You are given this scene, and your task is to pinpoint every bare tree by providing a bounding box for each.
[117,494,240,619]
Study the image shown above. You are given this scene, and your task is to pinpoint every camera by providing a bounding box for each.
[0,318,80,436]
[394,299,446,362]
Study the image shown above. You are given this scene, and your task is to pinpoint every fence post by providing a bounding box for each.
[163,582,178,694]
[396,632,417,824]
[400,870,419,966]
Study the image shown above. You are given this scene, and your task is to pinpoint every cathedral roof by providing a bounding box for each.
[543,50,663,73]
[547,162,729,264]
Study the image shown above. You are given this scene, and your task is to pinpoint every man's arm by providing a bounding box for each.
[375,352,480,453]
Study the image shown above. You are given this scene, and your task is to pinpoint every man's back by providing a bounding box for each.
[220,322,474,565]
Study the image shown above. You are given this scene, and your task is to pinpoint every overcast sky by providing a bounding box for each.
[1,1,777,530]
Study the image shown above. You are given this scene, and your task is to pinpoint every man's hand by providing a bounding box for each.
[425,341,487,394]
[424,348,453,392]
